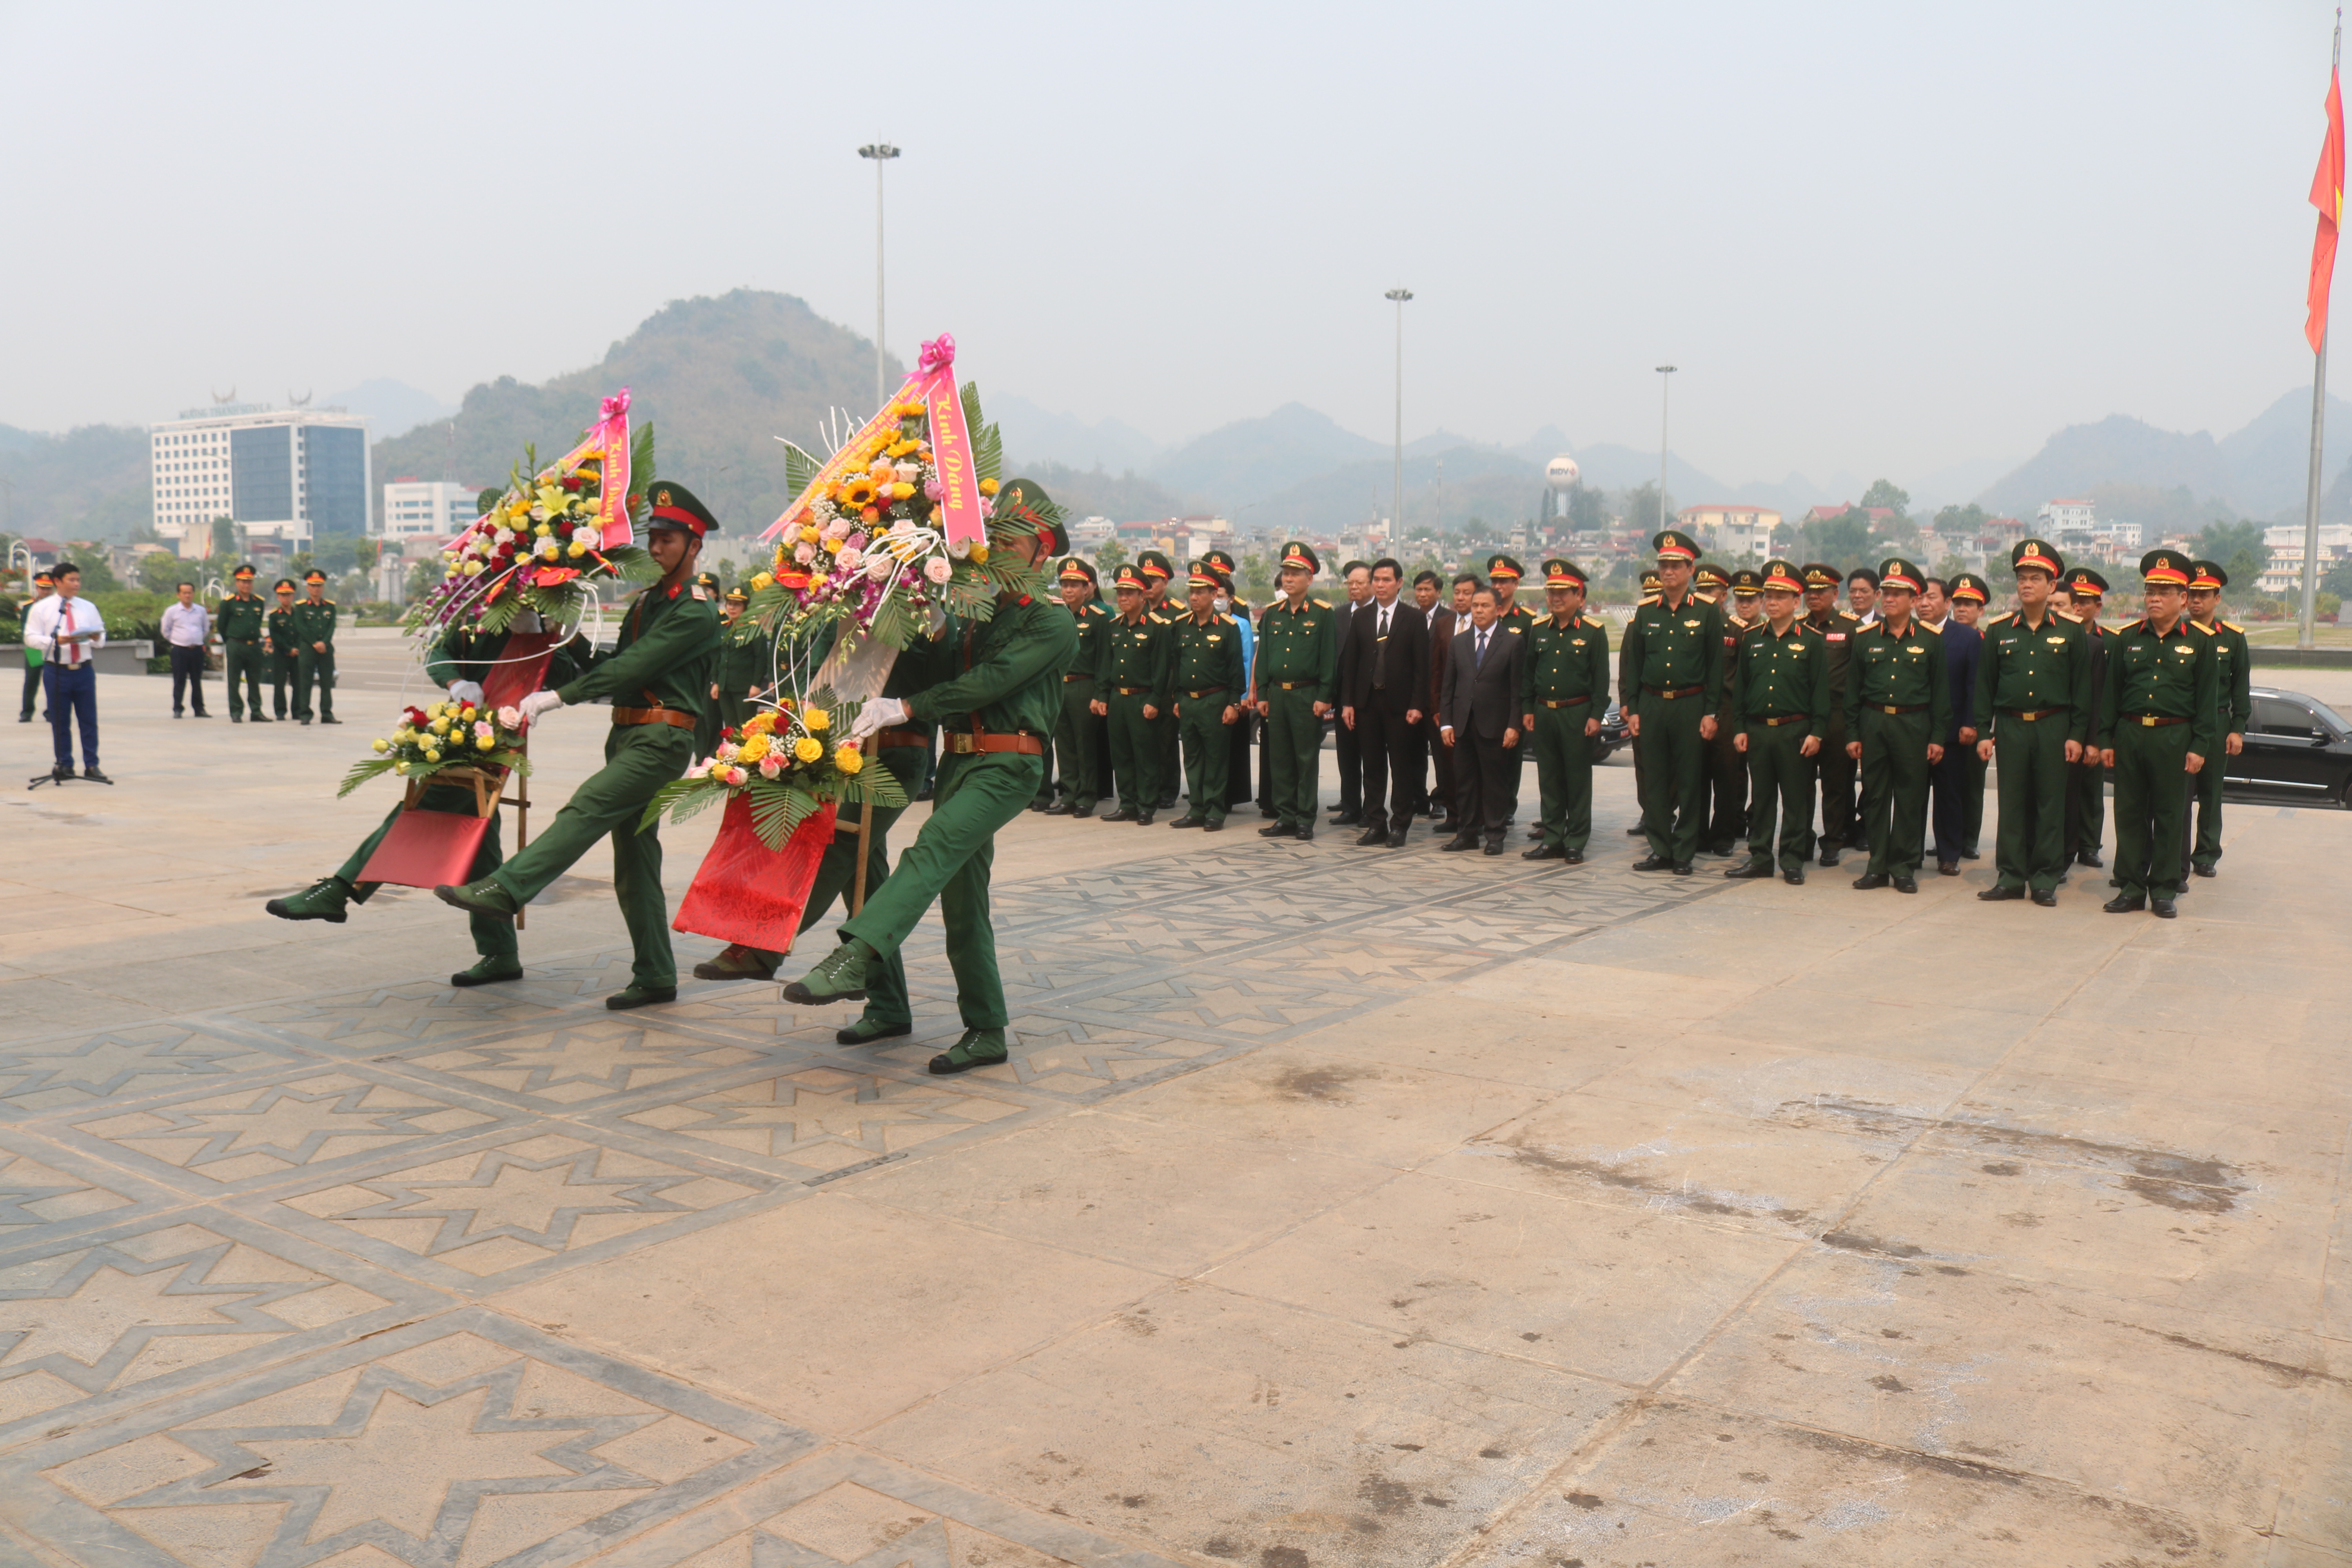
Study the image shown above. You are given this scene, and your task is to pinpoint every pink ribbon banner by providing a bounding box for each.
[761,333,983,550]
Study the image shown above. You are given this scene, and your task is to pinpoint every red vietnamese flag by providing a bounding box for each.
[2307,65,2344,353]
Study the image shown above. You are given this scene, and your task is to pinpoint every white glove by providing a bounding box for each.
[519,690,565,722]
[848,696,907,742]
[447,680,486,706]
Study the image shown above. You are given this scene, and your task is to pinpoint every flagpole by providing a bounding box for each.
[2305,10,2342,652]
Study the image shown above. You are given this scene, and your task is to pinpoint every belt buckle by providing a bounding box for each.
[2141,714,2158,727]
[2021,710,2037,721]
[950,732,977,753]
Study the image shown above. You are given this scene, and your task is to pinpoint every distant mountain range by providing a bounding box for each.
[6,289,2350,550]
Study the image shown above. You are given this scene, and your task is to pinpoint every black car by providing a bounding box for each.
[1596,700,1631,762]
[2221,685,2352,808]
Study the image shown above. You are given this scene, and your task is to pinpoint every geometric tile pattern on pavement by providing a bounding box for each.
[0,833,1724,1568]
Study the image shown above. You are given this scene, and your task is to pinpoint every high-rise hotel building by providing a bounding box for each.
[149,404,370,559]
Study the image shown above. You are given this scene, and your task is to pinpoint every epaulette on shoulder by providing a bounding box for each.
[1837,608,1861,622]
[2053,609,2082,624]
[1312,598,1332,610]
[1983,611,2013,626]
[2190,619,2215,635]
[2221,619,2243,632]
[1637,594,1659,606]
[1221,612,1240,626]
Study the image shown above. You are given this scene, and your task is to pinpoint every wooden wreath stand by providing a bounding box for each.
[356,745,532,916]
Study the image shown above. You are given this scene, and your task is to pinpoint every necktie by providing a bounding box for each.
[1372,606,1391,686]
[1475,630,1489,668]
[62,603,79,666]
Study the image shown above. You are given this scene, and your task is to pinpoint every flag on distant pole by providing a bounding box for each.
[2307,58,2343,354]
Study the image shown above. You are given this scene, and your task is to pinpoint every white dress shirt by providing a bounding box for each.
[24,595,106,667]
[160,602,211,647]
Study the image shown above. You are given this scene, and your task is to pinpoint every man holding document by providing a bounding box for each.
[22,561,109,784]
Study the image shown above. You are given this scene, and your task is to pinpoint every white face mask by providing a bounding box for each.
[1213,597,1230,614]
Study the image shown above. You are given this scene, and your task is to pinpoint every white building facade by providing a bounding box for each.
[149,404,371,559]
[381,479,481,546]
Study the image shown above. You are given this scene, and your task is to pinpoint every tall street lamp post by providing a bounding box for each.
[858,142,900,409]
[1655,365,1677,535]
[1385,289,1413,542]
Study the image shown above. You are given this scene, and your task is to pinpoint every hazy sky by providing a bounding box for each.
[2,0,2341,490]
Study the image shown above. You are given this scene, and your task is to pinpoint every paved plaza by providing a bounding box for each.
[2,661,2348,1567]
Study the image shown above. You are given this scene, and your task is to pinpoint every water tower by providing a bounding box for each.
[1543,454,1581,523]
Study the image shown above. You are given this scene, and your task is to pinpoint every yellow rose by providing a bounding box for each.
[460,706,475,721]
[801,525,820,543]
[751,572,774,591]
[969,543,989,564]
[568,541,587,557]
[824,535,844,553]
[979,477,1000,496]
[802,708,829,733]
[394,760,410,775]
[475,734,495,751]
[424,748,441,763]
[834,744,864,775]
[744,711,775,736]
[738,734,770,763]
[430,718,450,736]
[794,736,823,764]
[890,481,915,500]
[372,738,390,753]
[536,524,552,538]
[706,758,730,779]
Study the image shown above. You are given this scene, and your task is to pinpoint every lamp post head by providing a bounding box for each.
[1656,365,1677,374]
[858,143,901,160]
[1385,288,1414,303]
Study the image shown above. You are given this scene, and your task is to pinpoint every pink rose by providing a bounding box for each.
[836,548,863,572]
[924,557,952,584]
[726,766,749,786]
[923,477,943,501]
[794,541,818,565]
[758,756,782,779]
[497,705,523,728]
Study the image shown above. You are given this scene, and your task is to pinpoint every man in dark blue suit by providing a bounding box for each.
[1921,575,1981,875]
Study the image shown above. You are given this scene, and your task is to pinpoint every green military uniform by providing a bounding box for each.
[2100,552,2219,913]
[1137,551,1183,808]
[265,589,300,718]
[1520,566,1609,858]
[290,577,338,722]
[1098,564,1174,819]
[1254,543,1339,837]
[2185,560,2250,877]
[1844,559,1949,884]
[698,591,768,760]
[216,570,271,721]
[448,483,724,1004]
[1800,564,1864,857]
[1699,566,1753,854]
[1973,543,2091,900]
[1620,532,1725,868]
[831,583,1077,1047]
[268,626,587,981]
[1620,569,1661,837]
[1730,564,1830,878]
[2062,568,2113,867]
[1169,574,1246,829]
[1202,550,1255,813]
[1044,560,1110,814]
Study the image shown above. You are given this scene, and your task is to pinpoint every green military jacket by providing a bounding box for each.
[289,598,337,651]
[1844,616,1952,739]
[2099,616,2220,755]
[1521,613,1610,711]
[1098,610,1174,706]
[556,579,721,717]
[1973,608,2093,744]
[1733,619,1830,735]
[1801,606,1865,707]
[1254,595,1339,704]
[1620,590,1726,698]
[1171,610,1245,701]
[906,590,1078,738]
[425,625,590,695]
[2192,618,2253,740]
[1063,599,1112,682]
[216,592,268,643]
[1495,601,1540,639]
[1717,613,1763,710]
[265,604,297,656]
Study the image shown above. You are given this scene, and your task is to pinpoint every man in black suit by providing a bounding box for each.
[1437,584,1526,855]
[1327,561,1371,827]
[1426,572,1477,831]
[1340,558,1429,848]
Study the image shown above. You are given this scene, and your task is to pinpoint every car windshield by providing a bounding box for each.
[2312,698,2350,733]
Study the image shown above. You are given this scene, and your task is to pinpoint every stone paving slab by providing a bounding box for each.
[2,672,2348,1565]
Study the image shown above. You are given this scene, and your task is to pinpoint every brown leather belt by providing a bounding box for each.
[1112,685,1154,697]
[945,727,1044,756]
[1537,695,1591,708]
[871,726,927,750]
[2002,707,2066,722]
[1184,686,1227,699]
[1654,685,1706,700]
[1873,704,1926,715]
[612,706,695,730]
[2127,713,2189,727]
[1756,713,1808,728]
[1063,672,1093,683]
[1276,681,1312,691]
